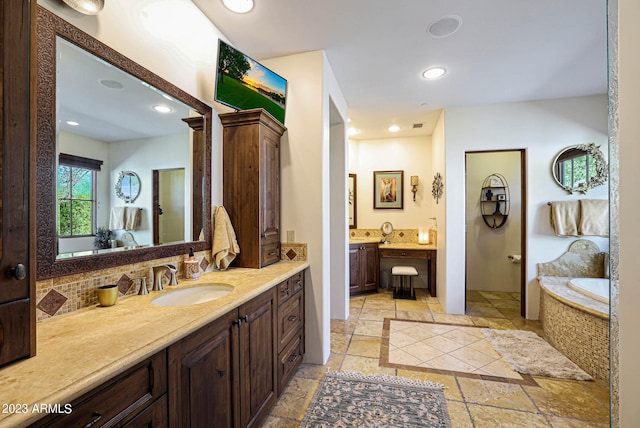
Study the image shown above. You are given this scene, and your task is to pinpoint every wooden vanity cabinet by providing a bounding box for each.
[349,243,379,295]
[0,0,35,367]
[276,271,305,392]
[31,350,168,428]
[168,287,278,428]
[220,109,286,269]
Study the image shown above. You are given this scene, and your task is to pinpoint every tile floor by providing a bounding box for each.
[263,289,610,427]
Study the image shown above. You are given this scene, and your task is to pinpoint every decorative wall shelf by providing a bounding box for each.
[480,173,509,229]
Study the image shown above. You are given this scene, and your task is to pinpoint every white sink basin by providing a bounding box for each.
[151,284,234,307]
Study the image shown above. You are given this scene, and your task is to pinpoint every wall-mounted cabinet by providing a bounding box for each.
[480,173,510,229]
[221,109,286,269]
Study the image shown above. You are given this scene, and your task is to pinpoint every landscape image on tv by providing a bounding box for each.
[215,40,287,124]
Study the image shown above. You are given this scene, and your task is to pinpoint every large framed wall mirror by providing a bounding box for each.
[36,6,212,279]
[551,143,608,194]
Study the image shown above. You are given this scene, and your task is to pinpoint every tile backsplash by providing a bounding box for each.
[350,228,421,244]
[36,243,308,321]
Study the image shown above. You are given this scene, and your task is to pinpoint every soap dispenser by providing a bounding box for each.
[184,247,200,280]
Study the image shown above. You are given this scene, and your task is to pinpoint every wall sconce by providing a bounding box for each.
[62,0,105,15]
[410,176,419,201]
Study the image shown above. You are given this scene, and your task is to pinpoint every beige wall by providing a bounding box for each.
[617,0,640,424]
[349,136,434,229]
[443,95,608,317]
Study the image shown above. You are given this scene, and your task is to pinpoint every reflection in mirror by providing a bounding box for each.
[552,143,608,194]
[115,171,141,203]
[36,6,211,279]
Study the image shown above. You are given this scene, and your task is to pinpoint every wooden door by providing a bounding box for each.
[168,310,239,428]
[348,244,362,294]
[238,288,277,428]
[0,0,34,366]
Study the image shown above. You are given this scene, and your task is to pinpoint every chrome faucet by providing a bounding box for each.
[151,264,178,291]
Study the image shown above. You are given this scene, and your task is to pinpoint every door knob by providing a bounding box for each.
[6,264,26,280]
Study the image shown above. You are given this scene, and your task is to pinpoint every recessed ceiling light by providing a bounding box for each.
[222,0,254,13]
[422,67,447,79]
[66,121,79,126]
[153,105,173,113]
[427,15,463,38]
[348,127,360,136]
[388,125,400,133]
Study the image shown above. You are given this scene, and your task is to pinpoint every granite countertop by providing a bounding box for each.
[0,261,308,427]
[538,276,608,319]
[349,238,437,250]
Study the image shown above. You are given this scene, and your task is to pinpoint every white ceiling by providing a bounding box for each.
[192,0,607,140]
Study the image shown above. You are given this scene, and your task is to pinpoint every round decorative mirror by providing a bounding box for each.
[115,171,141,203]
[381,221,393,244]
[552,143,608,194]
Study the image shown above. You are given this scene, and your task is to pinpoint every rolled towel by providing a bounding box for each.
[549,201,580,236]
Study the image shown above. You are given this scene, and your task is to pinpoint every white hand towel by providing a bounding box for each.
[549,201,580,236]
[212,206,240,270]
[579,199,609,236]
[109,207,126,230]
[124,207,141,231]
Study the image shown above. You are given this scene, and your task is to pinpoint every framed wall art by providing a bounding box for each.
[373,170,404,209]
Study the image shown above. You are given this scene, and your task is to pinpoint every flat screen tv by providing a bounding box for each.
[215,39,287,125]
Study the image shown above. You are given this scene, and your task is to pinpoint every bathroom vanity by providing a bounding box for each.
[0,262,307,428]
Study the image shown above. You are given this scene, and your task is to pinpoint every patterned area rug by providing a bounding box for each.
[300,371,451,428]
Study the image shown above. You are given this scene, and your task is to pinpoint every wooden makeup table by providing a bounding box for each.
[378,243,437,297]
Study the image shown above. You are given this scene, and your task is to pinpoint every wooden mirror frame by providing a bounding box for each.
[35,6,212,280]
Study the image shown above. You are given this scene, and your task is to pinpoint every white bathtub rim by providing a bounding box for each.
[568,278,610,304]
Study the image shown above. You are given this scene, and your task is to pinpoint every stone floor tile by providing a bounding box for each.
[330,333,351,353]
[524,378,610,423]
[261,416,300,427]
[340,355,396,376]
[446,400,474,427]
[269,377,320,420]
[432,313,475,325]
[396,370,463,401]
[458,377,537,412]
[346,335,382,358]
[467,404,549,428]
[353,319,384,337]
[330,318,357,334]
[546,415,610,427]
[358,308,396,321]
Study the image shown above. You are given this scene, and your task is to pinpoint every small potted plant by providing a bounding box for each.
[94,227,112,249]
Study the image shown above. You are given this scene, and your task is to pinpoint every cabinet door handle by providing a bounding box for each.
[282,287,290,296]
[287,315,298,322]
[401,251,407,256]
[6,264,26,280]
[233,318,242,326]
[242,314,249,323]
[83,412,102,428]
[288,353,301,363]
[261,231,278,238]
[268,251,278,256]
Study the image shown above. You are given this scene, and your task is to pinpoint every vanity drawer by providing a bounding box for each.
[277,333,303,393]
[277,290,304,352]
[32,350,167,428]
[290,271,304,295]
[379,248,431,260]
[261,242,281,267]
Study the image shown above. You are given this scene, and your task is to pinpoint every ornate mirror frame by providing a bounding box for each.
[115,171,141,203]
[36,6,212,279]
[551,143,608,194]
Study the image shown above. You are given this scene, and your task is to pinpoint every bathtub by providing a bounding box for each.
[568,278,609,304]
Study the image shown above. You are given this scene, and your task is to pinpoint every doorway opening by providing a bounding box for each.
[465,150,527,318]
[152,168,186,246]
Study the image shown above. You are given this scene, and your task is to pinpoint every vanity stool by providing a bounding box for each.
[392,266,418,300]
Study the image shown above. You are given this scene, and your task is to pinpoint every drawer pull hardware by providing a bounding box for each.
[288,353,300,363]
[268,251,277,256]
[6,263,26,280]
[242,314,249,323]
[282,287,290,296]
[401,252,407,256]
[233,318,242,326]
[83,412,102,428]
[261,230,278,238]
[287,315,298,322]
